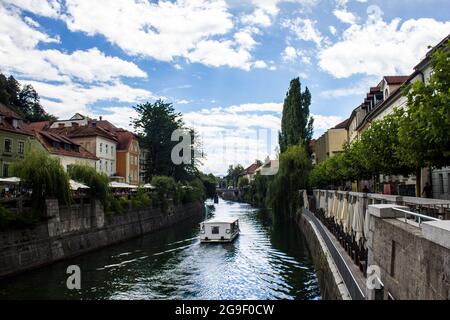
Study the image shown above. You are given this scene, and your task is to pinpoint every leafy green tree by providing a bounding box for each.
[398,40,450,195]
[279,78,314,153]
[226,164,245,187]
[237,176,249,189]
[11,151,71,212]
[268,145,311,219]
[0,73,57,122]
[68,163,110,206]
[132,100,200,181]
[151,175,177,212]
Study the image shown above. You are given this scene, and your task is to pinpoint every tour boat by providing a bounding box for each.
[199,217,240,243]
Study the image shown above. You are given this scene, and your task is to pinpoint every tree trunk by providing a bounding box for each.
[415,166,421,198]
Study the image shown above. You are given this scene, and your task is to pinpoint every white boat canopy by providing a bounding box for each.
[70,179,90,191]
[141,183,156,190]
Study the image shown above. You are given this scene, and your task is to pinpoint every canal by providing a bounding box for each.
[0,200,320,300]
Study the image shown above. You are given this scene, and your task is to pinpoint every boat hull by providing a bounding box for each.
[200,232,239,243]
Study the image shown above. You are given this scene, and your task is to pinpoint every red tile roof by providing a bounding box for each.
[334,118,350,129]
[384,76,409,85]
[49,125,118,142]
[0,103,34,136]
[34,129,98,160]
[244,161,262,174]
[29,121,50,132]
[115,129,137,151]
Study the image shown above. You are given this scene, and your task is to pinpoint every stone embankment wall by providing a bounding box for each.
[0,200,204,279]
[296,212,350,300]
[366,205,450,300]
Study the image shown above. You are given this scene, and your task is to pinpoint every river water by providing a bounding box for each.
[0,200,320,300]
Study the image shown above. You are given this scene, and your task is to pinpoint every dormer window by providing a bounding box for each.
[0,116,4,124]
[384,88,389,98]
[12,119,19,128]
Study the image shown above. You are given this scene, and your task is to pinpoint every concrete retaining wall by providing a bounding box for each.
[367,209,450,300]
[296,212,350,300]
[0,200,204,279]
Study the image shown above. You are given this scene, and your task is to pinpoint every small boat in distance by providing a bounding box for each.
[200,217,240,243]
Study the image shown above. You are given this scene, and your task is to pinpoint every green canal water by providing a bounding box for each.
[0,200,320,300]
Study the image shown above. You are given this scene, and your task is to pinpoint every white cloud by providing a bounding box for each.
[0,3,147,82]
[241,0,319,27]
[282,18,325,48]
[282,46,311,64]
[3,0,61,18]
[183,101,344,174]
[25,80,155,119]
[320,77,379,98]
[319,5,450,78]
[333,9,357,25]
[59,0,269,70]
[329,26,337,35]
[312,114,345,131]
[187,39,254,70]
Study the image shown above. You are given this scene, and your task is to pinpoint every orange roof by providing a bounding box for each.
[116,129,137,151]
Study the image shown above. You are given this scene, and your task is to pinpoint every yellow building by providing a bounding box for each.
[315,119,349,164]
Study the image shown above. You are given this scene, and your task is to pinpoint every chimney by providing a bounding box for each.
[99,116,103,121]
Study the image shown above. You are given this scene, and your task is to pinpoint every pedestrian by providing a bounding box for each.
[422,182,432,198]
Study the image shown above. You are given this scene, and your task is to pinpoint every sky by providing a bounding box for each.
[0,0,449,175]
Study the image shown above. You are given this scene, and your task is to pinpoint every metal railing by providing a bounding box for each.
[303,208,366,300]
[392,207,441,225]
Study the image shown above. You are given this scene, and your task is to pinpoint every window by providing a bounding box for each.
[18,141,24,155]
[111,162,113,172]
[448,173,450,195]
[100,143,103,153]
[4,139,12,153]
[111,146,114,155]
[3,163,9,177]
[106,144,109,154]
[99,160,102,170]
[211,226,220,234]
[105,161,108,172]
[439,174,444,194]
[12,119,19,128]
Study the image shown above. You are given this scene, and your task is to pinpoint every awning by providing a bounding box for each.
[109,181,138,189]
[0,177,21,184]
[70,179,90,191]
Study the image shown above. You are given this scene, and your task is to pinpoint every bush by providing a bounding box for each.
[0,203,15,229]
[151,176,177,212]
[268,145,311,219]
[68,163,110,205]
[131,187,151,209]
[11,150,71,212]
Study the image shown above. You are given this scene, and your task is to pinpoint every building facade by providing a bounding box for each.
[49,124,118,177]
[315,119,349,164]
[0,103,40,177]
[31,125,98,170]
[116,129,140,185]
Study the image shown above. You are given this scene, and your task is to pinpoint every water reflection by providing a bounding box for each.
[0,199,320,300]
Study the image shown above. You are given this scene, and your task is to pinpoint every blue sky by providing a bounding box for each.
[1,0,449,175]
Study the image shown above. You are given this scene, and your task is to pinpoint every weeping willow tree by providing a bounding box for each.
[11,151,71,212]
[68,163,110,205]
[268,145,311,219]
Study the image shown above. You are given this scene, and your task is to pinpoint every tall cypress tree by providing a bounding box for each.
[279,78,314,154]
